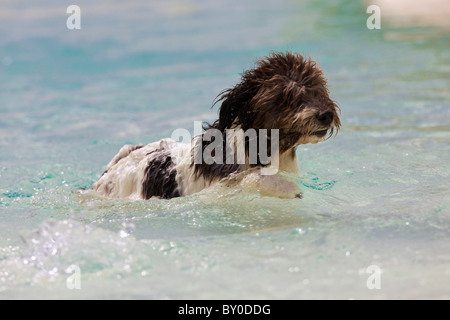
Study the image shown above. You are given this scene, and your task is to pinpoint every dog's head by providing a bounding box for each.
[212,52,341,152]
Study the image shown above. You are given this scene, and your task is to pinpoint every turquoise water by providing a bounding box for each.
[1,0,449,299]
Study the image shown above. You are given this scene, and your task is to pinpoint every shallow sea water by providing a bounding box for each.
[0,0,449,299]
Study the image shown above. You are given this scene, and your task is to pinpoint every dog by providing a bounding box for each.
[92,52,340,200]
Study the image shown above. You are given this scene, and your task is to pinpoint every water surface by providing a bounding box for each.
[0,0,449,299]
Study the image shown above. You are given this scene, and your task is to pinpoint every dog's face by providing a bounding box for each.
[272,93,340,151]
[247,53,341,151]
[211,51,340,154]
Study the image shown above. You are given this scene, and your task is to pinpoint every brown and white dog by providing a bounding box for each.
[93,52,340,200]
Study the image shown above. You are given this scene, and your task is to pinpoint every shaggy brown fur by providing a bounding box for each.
[195,51,341,181]
[92,51,341,200]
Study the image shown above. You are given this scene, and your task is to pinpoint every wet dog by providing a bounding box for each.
[93,52,340,200]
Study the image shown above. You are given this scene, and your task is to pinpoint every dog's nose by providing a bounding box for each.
[316,110,334,126]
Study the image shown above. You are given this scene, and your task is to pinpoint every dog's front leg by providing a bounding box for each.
[240,170,302,199]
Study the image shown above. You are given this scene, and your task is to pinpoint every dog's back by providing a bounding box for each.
[93,139,181,200]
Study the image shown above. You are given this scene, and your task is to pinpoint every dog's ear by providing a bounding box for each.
[216,84,247,131]
[212,88,235,131]
[213,75,261,131]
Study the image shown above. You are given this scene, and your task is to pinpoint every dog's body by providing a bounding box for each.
[93,52,340,200]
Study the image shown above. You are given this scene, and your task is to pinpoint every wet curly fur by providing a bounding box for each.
[92,52,341,200]
[195,51,341,181]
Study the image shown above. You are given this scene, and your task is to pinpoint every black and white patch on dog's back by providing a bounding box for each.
[92,137,220,200]
[93,139,181,200]
[141,148,179,200]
